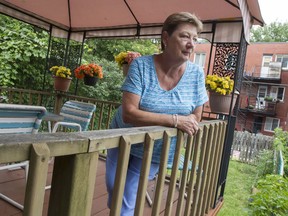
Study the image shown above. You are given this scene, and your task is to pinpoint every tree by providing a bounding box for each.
[0,14,48,88]
[88,38,161,61]
[250,22,288,42]
[0,15,160,103]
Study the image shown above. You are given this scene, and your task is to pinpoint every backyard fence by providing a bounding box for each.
[231,131,274,164]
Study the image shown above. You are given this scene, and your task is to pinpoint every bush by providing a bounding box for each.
[273,128,288,177]
[249,175,288,216]
[255,150,274,178]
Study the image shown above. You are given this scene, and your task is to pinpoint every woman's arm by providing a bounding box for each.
[122,91,202,135]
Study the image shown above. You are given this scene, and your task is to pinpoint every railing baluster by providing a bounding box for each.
[152,131,171,216]
[97,103,104,130]
[164,130,184,216]
[110,136,131,216]
[135,133,155,216]
[190,125,209,215]
[175,133,194,215]
[106,104,113,129]
[210,122,226,209]
[196,125,211,216]
[201,123,216,214]
[19,91,23,104]
[206,122,220,211]
[184,128,202,215]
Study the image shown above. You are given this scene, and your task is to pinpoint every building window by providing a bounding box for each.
[194,53,206,69]
[262,55,273,67]
[261,55,273,78]
[270,86,285,101]
[264,117,280,132]
[276,54,288,70]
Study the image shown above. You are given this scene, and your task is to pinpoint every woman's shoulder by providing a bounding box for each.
[131,55,154,69]
[187,60,204,74]
[131,55,153,63]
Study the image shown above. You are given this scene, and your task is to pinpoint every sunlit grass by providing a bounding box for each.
[218,160,257,216]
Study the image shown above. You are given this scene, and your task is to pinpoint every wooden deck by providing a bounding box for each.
[0,158,181,216]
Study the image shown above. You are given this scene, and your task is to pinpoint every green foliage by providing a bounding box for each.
[255,150,274,179]
[86,38,161,62]
[0,14,48,89]
[249,175,288,216]
[0,15,159,104]
[273,128,288,177]
[250,22,288,42]
[73,57,124,102]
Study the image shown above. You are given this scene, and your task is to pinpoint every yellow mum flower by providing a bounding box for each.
[205,74,234,95]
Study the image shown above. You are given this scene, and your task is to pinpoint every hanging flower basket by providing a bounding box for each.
[74,63,103,85]
[122,64,129,76]
[115,51,141,76]
[84,75,98,86]
[209,91,237,114]
[53,76,72,92]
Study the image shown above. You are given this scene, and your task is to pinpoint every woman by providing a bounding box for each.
[106,12,208,215]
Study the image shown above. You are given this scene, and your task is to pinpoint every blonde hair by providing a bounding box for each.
[161,12,203,50]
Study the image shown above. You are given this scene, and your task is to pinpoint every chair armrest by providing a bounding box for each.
[52,122,82,133]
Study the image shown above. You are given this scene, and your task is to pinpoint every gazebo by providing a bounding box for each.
[0,0,264,215]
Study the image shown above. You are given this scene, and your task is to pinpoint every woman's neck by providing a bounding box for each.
[153,53,187,91]
[155,53,186,77]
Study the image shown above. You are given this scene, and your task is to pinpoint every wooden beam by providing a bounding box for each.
[48,152,98,216]
[24,143,50,216]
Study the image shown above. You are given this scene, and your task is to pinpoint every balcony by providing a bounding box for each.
[240,100,278,116]
[244,62,282,83]
[0,87,228,216]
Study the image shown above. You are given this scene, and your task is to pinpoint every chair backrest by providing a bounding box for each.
[60,100,96,131]
[0,104,47,134]
[167,154,192,171]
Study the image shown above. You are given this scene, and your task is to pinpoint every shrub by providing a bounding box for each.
[255,149,274,178]
[249,175,288,216]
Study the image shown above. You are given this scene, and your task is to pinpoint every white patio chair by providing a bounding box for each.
[0,103,47,210]
[51,100,96,133]
[44,101,96,190]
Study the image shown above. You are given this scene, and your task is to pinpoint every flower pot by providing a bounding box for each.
[209,91,237,114]
[122,64,129,76]
[84,75,98,86]
[53,76,72,92]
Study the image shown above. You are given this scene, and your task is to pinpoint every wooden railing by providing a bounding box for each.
[0,87,121,130]
[0,120,226,216]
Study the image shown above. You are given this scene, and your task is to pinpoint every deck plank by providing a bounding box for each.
[0,160,183,216]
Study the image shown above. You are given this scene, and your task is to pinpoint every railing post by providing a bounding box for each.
[54,92,63,114]
[23,143,50,216]
[48,152,98,216]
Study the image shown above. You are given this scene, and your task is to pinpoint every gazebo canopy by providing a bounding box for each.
[0,0,264,42]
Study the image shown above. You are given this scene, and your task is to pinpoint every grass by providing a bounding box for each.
[218,160,257,216]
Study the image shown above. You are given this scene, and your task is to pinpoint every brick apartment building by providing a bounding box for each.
[193,42,288,136]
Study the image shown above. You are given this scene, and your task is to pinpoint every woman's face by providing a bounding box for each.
[163,23,198,62]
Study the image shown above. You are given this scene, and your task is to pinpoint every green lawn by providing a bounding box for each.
[218,160,257,216]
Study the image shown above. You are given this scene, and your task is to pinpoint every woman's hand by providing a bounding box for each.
[177,114,199,136]
[176,106,202,136]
